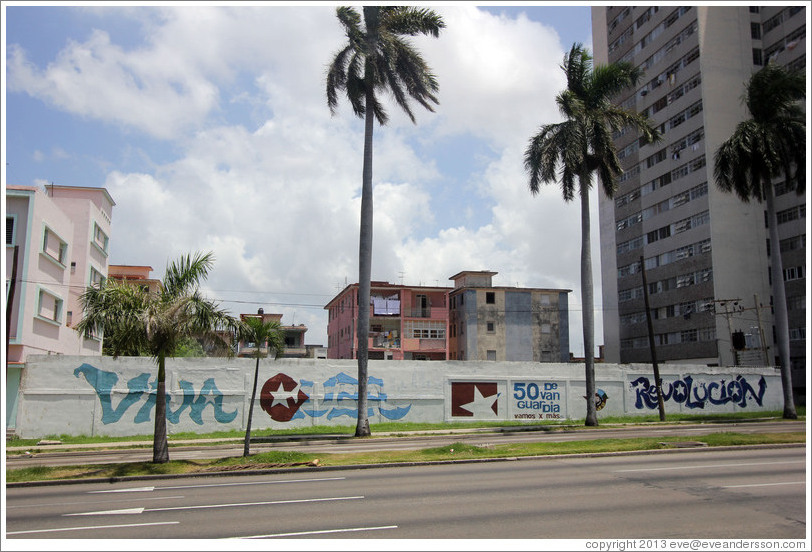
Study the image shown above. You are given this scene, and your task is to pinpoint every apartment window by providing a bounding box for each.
[485,292,495,304]
[783,266,805,281]
[753,48,763,66]
[5,216,15,246]
[486,350,497,361]
[751,22,761,40]
[92,223,109,255]
[36,288,63,325]
[41,226,69,266]
[486,321,495,333]
[90,266,106,288]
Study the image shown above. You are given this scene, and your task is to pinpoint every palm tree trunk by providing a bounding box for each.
[244,356,260,456]
[153,353,169,463]
[579,176,598,426]
[355,71,376,438]
[764,182,797,419]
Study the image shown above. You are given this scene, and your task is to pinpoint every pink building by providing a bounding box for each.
[108,264,162,296]
[6,184,115,433]
[325,281,449,360]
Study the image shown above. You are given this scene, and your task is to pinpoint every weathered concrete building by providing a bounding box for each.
[448,271,570,362]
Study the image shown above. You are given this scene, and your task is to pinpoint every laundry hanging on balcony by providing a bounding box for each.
[372,294,400,316]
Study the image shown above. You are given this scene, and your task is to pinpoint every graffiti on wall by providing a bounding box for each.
[74,365,411,426]
[263,372,412,422]
[451,382,501,418]
[74,364,238,425]
[629,374,767,410]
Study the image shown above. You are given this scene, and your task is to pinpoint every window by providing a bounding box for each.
[751,22,761,40]
[486,321,495,333]
[783,266,805,281]
[5,216,15,246]
[42,226,69,266]
[90,266,106,288]
[92,223,109,255]
[486,350,497,361]
[485,292,495,304]
[36,288,63,325]
[541,323,551,334]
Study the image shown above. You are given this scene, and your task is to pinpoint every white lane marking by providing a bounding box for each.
[89,486,155,493]
[237,525,399,538]
[616,460,803,472]
[723,481,806,488]
[158,476,346,490]
[65,495,363,516]
[66,508,145,516]
[87,476,345,494]
[6,521,179,535]
[6,496,184,509]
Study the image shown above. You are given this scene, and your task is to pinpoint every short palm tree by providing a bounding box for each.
[524,43,660,426]
[76,251,242,462]
[714,63,804,420]
[241,315,285,456]
[327,6,444,436]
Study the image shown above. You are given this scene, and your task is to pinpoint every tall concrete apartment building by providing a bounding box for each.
[592,6,806,397]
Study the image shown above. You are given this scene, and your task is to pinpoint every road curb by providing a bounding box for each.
[6,442,804,488]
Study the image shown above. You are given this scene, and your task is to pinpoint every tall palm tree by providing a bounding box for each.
[326,6,444,437]
[241,315,285,456]
[76,252,242,462]
[714,63,804,420]
[524,43,660,426]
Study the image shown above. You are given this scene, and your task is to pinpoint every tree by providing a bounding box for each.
[524,43,660,426]
[713,63,804,420]
[241,315,285,456]
[76,252,242,462]
[326,6,444,436]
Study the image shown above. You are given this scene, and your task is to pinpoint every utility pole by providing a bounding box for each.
[713,299,742,366]
[753,294,770,366]
[639,256,666,421]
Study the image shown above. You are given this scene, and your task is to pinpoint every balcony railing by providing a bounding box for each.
[406,307,446,319]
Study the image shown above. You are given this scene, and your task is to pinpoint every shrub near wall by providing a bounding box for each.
[13,355,782,439]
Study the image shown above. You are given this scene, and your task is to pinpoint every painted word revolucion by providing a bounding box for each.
[630,374,767,410]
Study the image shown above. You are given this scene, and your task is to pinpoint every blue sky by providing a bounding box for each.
[3,2,603,355]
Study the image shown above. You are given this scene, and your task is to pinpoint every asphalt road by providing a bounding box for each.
[5,420,805,468]
[5,446,806,540]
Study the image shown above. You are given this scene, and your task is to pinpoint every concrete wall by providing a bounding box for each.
[13,355,783,439]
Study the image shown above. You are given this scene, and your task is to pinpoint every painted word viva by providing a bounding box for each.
[630,375,767,410]
[74,364,237,425]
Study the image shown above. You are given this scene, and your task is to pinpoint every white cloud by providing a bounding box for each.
[10,5,602,355]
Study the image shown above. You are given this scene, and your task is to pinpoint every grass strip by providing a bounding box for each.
[6,409,804,449]
[6,431,804,484]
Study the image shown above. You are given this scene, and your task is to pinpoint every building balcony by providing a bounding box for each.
[402,338,446,352]
[369,336,400,349]
[405,307,447,319]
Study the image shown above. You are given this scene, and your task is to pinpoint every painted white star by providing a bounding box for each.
[458,386,500,418]
[268,381,302,408]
